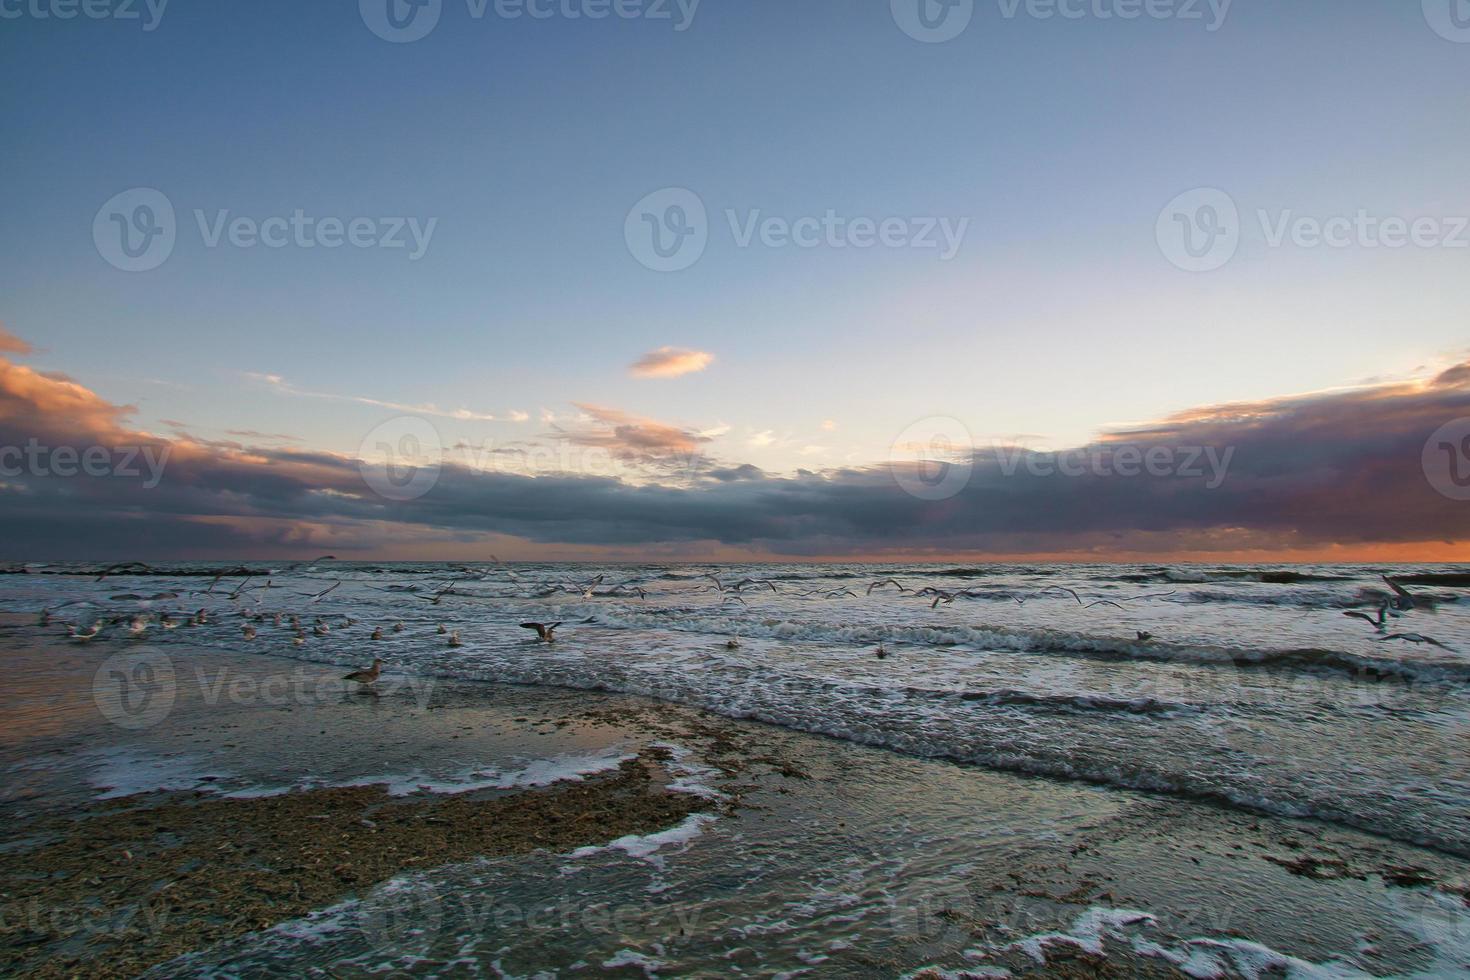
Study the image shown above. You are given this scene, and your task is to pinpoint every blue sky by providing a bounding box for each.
[3,0,1469,482]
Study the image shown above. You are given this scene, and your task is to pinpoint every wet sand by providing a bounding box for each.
[2,616,1469,978]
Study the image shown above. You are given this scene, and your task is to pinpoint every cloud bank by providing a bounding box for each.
[0,339,1466,560]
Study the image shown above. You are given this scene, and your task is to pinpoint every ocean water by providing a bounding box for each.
[4,560,1468,861]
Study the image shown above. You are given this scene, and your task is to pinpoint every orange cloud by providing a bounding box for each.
[561,403,710,463]
[629,347,714,379]
[0,325,34,356]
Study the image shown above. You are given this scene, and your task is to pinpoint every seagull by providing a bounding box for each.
[298,581,342,603]
[1382,576,1421,612]
[1085,600,1126,611]
[520,622,561,643]
[734,578,778,593]
[241,625,257,640]
[392,622,404,633]
[931,592,956,608]
[437,624,448,635]
[127,616,149,637]
[95,561,154,582]
[447,631,463,648]
[1136,631,1153,642]
[343,659,383,687]
[371,627,383,640]
[1343,605,1388,631]
[867,579,909,596]
[725,638,741,649]
[1376,633,1452,650]
[69,622,103,641]
[313,623,331,636]
[876,644,888,660]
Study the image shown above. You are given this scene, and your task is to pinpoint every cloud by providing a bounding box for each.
[821,419,837,431]
[747,430,775,448]
[0,325,33,356]
[556,403,711,466]
[245,372,506,423]
[629,347,714,379]
[1,352,1468,560]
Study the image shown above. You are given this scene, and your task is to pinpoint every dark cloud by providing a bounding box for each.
[0,354,1467,559]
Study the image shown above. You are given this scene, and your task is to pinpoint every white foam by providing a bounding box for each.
[970,906,1387,980]
[568,813,716,870]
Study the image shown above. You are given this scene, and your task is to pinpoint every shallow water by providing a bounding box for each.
[4,560,1466,858]
[2,580,1470,978]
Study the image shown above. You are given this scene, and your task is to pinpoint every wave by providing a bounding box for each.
[578,609,1470,686]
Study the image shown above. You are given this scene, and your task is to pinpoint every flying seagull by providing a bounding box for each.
[1343,605,1388,631]
[520,622,562,642]
[1376,633,1451,650]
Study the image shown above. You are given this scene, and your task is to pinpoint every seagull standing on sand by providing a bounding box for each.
[521,622,561,643]
[343,659,383,688]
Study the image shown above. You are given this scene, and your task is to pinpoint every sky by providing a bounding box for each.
[1,0,1468,560]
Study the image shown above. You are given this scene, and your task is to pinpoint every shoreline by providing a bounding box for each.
[2,619,1469,977]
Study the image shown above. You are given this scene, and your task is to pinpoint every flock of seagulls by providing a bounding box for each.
[39,566,1460,686]
[1340,575,1452,649]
